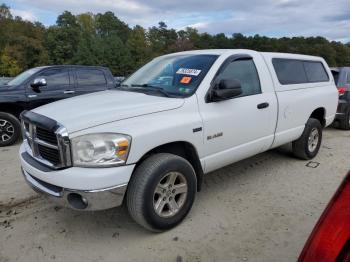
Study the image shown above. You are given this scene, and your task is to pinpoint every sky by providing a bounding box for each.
[4,0,350,42]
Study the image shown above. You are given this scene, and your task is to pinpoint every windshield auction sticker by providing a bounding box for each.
[180,76,192,84]
[176,68,202,76]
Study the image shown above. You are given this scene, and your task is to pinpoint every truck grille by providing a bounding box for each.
[37,144,61,165]
[21,111,71,169]
[36,126,58,145]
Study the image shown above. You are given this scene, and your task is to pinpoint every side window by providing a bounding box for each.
[272,59,308,85]
[304,62,329,82]
[217,59,261,97]
[273,58,329,85]
[37,69,70,86]
[76,69,107,85]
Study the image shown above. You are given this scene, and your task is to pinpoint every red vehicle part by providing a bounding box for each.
[298,171,350,262]
[337,87,347,96]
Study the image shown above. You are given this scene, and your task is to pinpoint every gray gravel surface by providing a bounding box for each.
[0,128,349,262]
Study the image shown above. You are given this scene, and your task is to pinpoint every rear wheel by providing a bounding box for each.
[292,118,323,160]
[0,112,21,147]
[127,153,197,232]
[339,112,350,130]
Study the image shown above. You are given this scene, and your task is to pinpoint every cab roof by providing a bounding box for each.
[31,65,109,70]
[165,49,325,62]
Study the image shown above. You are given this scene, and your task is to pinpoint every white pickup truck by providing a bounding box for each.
[19,49,338,231]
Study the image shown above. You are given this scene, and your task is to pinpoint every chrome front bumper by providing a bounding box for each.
[22,168,127,211]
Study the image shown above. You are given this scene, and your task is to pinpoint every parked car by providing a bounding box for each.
[19,50,338,231]
[331,67,350,130]
[0,65,115,146]
[298,171,350,262]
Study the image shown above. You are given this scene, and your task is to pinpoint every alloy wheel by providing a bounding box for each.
[153,171,188,218]
[0,119,14,142]
[308,128,319,152]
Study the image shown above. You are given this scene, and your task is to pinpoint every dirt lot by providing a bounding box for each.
[0,128,349,262]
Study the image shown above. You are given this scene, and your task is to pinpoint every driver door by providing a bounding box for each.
[26,68,74,109]
[198,55,276,173]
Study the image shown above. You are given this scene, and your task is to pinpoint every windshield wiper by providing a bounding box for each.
[130,84,172,97]
[117,83,177,98]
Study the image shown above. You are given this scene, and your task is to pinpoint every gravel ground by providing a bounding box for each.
[0,128,349,262]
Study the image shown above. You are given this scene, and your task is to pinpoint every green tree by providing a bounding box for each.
[1,4,350,77]
[0,3,11,19]
[44,11,80,64]
[0,46,21,76]
[95,11,130,42]
[0,5,48,75]
[127,25,151,68]
[77,12,96,34]
[148,22,178,55]
[99,34,133,75]
[72,32,100,65]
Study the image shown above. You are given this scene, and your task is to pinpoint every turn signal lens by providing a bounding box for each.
[116,140,129,159]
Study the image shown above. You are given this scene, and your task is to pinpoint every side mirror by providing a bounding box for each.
[31,78,47,89]
[208,79,242,102]
[114,76,125,88]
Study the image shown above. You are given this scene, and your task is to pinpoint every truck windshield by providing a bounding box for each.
[6,68,42,86]
[121,54,218,97]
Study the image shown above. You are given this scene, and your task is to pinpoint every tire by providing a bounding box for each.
[0,112,21,147]
[292,118,323,160]
[339,112,350,130]
[127,153,197,232]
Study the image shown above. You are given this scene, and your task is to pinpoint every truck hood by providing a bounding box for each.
[33,90,185,133]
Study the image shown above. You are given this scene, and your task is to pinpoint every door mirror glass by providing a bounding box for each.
[31,78,47,88]
[209,79,242,102]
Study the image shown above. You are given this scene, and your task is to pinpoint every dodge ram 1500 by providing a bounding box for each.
[19,49,338,231]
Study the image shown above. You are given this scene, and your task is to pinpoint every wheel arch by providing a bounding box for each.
[309,107,326,127]
[0,103,24,119]
[134,141,204,192]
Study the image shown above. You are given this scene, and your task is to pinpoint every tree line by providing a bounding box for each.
[1,3,350,77]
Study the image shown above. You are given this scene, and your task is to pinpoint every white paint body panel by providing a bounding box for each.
[261,52,338,148]
[21,49,338,190]
[196,50,278,173]
[32,90,184,134]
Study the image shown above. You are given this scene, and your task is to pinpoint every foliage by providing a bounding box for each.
[1,3,350,77]
[0,46,21,75]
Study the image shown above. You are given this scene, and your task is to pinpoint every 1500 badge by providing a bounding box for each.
[207,132,223,140]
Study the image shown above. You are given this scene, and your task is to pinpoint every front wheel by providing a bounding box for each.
[126,153,197,232]
[0,112,21,147]
[292,118,323,160]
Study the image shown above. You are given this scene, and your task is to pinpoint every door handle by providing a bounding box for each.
[64,90,75,94]
[27,94,37,98]
[257,102,269,109]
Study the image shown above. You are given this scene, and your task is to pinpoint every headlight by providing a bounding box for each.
[71,133,131,167]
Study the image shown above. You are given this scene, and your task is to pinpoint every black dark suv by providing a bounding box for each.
[0,65,115,146]
[331,67,350,130]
